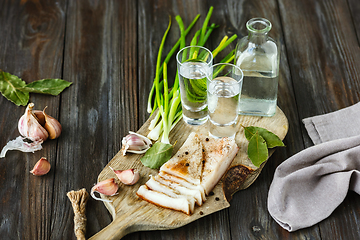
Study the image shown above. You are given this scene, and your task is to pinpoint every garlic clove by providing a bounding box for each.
[110,167,140,185]
[33,110,45,126]
[122,131,152,156]
[90,178,119,202]
[30,157,51,176]
[18,103,49,142]
[43,106,62,139]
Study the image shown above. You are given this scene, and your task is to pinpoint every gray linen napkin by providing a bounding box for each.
[303,102,360,144]
[268,102,360,232]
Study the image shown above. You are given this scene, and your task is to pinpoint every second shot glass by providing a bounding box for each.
[207,63,243,138]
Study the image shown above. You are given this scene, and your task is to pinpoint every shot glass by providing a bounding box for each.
[207,63,243,138]
[176,46,213,125]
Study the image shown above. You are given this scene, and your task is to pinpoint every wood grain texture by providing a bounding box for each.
[1,0,360,239]
[279,0,360,117]
[0,0,66,239]
[348,0,360,42]
[52,1,139,238]
[277,0,360,240]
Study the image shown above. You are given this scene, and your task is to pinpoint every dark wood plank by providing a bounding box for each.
[279,0,360,119]
[348,0,360,43]
[0,0,66,239]
[47,0,138,239]
[278,0,360,239]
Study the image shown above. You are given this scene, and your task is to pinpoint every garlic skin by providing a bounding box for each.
[30,157,51,176]
[18,103,49,142]
[0,136,43,158]
[43,106,62,139]
[110,167,140,185]
[90,178,119,202]
[122,131,152,156]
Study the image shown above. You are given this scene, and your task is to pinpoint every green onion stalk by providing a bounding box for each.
[146,6,237,144]
[147,14,201,115]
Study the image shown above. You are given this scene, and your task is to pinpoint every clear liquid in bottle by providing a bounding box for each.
[235,18,279,117]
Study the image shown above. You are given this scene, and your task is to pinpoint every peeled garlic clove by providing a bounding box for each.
[90,178,119,202]
[110,167,140,185]
[30,157,51,176]
[18,103,49,142]
[43,106,62,139]
[122,131,152,156]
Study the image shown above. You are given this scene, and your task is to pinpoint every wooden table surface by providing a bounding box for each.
[1,0,360,239]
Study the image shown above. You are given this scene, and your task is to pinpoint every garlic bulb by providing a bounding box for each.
[90,178,119,202]
[30,157,51,176]
[42,106,62,139]
[122,131,152,156]
[18,103,48,142]
[1,103,63,158]
[110,167,140,185]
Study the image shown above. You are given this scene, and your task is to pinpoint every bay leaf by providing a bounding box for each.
[0,70,29,106]
[243,126,285,148]
[248,132,268,168]
[21,78,72,95]
[140,142,173,169]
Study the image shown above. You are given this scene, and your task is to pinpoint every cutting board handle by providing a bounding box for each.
[89,217,133,240]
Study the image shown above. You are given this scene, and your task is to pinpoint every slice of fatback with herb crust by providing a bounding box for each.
[136,185,193,215]
[158,171,206,202]
[145,176,196,213]
[154,174,204,206]
[159,132,204,185]
[136,133,238,215]
[200,135,239,195]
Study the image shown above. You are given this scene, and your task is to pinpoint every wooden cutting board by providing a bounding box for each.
[89,107,288,240]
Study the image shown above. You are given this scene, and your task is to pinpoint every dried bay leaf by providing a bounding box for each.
[0,70,72,106]
[21,78,72,95]
[248,132,268,168]
[243,125,285,148]
[140,142,173,169]
[0,70,29,106]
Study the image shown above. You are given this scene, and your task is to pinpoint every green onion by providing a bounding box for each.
[199,6,214,46]
[147,7,237,146]
[212,34,237,58]
[160,62,170,144]
[147,14,200,114]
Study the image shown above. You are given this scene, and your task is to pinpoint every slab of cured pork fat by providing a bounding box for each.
[200,135,239,195]
[159,132,204,185]
[137,185,194,215]
[136,132,239,215]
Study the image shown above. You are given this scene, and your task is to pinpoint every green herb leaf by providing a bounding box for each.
[21,78,72,95]
[0,70,29,106]
[243,126,285,148]
[248,132,268,167]
[140,142,173,169]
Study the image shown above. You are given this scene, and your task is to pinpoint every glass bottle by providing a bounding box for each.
[235,18,279,117]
